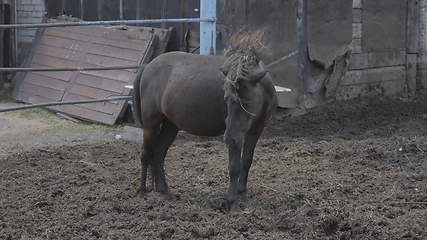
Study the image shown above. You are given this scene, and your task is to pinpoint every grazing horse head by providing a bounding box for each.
[133,31,277,211]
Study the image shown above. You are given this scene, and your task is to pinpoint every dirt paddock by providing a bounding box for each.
[1,95,427,239]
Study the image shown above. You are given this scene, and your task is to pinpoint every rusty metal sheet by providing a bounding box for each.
[13,19,171,125]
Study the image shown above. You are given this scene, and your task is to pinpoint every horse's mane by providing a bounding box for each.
[222,31,265,107]
[224,31,265,58]
[222,31,265,83]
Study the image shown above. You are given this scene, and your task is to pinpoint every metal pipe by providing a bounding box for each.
[0,17,216,29]
[119,0,124,20]
[200,0,216,55]
[13,0,17,64]
[266,51,298,68]
[0,96,133,113]
[0,65,142,72]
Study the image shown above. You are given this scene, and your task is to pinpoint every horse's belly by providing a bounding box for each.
[162,93,227,136]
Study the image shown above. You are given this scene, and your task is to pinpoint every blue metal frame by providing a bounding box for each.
[200,0,217,55]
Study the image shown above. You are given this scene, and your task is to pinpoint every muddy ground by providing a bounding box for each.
[1,95,427,240]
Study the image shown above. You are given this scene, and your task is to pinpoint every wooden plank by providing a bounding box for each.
[79,67,134,82]
[83,54,136,68]
[34,44,81,62]
[18,82,64,100]
[406,54,417,95]
[28,66,74,81]
[407,0,419,53]
[31,54,80,68]
[16,91,60,104]
[85,43,144,62]
[342,66,406,86]
[45,27,150,51]
[349,51,406,70]
[68,84,118,99]
[24,73,70,90]
[39,35,86,51]
[56,104,115,124]
[13,20,167,125]
[62,93,118,115]
[75,73,126,93]
[59,25,152,42]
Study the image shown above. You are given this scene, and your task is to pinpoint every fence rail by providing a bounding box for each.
[0,96,133,113]
[0,17,216,29]
[0,65,142,72]
[0,0,217,117]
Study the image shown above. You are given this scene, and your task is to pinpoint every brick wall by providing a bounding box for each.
[16,0,45,59]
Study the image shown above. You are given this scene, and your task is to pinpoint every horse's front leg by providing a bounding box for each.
[226,137,243,211]
[238,130,263,200]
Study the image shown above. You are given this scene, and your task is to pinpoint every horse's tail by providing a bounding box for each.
[132,66,144,128]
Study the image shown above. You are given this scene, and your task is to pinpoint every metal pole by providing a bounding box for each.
[0,65,142,72]
[0,96,133,113]
[297,0,311,93]
[200,0,216,55]
[119,0,124,20]
[0,18,215,29]
[13,0,17,64]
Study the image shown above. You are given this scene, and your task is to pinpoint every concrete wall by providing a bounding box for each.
[418,0,427,89]
[16,0,45,60]
[336,0,413,100]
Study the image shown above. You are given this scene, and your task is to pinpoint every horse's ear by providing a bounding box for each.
[219,67,228,77]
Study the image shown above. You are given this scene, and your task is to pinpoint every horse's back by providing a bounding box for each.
[140,52,228,136]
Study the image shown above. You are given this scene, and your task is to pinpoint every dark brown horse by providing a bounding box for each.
[133,33,277,211]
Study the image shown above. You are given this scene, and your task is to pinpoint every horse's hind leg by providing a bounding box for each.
[138,128,160,197]
[151,119,178,199]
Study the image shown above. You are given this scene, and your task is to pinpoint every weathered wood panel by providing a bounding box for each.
[13,22,171,125]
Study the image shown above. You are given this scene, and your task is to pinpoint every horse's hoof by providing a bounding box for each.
[137,188,147,199]
[226,201,241,212]
[160,191,173,201]
[239,192,248,202]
